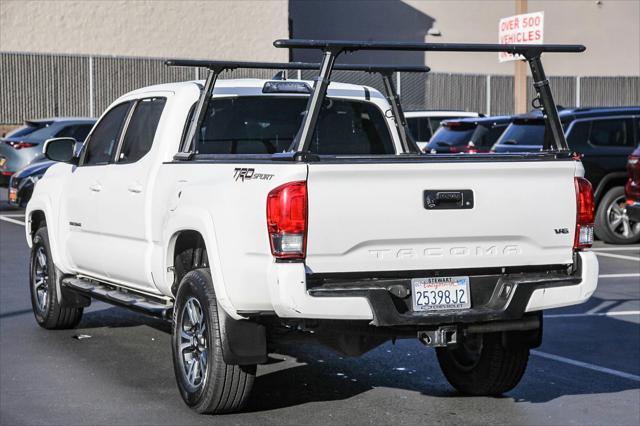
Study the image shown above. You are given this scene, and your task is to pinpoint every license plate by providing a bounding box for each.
[9,188,17,203]
[0,157,6,168]
[412,276,471,312]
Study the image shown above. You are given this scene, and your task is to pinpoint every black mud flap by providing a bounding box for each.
[217,304,267,365]
[501,312,543,349]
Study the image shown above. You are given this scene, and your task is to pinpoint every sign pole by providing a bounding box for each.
[514,0,528,114]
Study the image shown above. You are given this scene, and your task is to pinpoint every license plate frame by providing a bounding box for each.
[411,276,471,312]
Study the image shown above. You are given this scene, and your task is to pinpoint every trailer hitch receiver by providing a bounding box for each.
[418,326,458,347]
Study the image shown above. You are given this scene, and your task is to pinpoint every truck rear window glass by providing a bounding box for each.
[195,97,394,155]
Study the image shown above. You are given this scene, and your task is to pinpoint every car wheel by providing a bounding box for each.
[594,186,640,244]
[172,268,255,414]
[30,226,83,329]
[436,332,529,396]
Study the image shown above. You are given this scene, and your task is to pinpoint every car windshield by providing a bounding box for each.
[196,96,395,155]
[407,116,464,142]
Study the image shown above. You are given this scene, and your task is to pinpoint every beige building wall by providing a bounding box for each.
[1,0,638,76]
[408,0,640,76]
[0,0,289,61]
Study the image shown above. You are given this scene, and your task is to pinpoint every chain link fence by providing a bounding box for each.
[1,51,639,124]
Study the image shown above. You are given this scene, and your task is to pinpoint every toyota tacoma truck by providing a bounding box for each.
[26,39,598,414]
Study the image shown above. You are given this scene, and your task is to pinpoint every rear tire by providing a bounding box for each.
[436,332,529,396]
[172,268,255,414]
[29,226,83,329]
[594,186,640,244]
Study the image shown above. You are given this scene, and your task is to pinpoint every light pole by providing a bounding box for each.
[514,0,528,114]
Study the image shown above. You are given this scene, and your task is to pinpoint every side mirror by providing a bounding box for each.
[44,137,78,164]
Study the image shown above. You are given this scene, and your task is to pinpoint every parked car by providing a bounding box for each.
[425,116,512,153]
[0,118,95,186]
[625,146,640,222]
[405,110,480,151]
[7,140,85,207]
[7,160,55,208]
[26,39,597,415]
[493,107,640,244]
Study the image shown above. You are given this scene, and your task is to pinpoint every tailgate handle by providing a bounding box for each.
[424,190,474,210]
[436,192,462,203]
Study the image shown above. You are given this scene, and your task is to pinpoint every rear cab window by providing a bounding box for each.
[194,96,395,156]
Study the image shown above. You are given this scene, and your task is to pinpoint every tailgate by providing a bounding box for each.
[305,160,578,273]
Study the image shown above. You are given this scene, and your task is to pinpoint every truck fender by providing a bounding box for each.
[162,207,242,320]
[594,172,627,202]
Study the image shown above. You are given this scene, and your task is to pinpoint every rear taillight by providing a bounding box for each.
[7,141,36,150]
[574,177,594,250]
[267,181,307,259]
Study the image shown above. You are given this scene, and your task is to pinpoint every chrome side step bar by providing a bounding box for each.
[62,277,173,320]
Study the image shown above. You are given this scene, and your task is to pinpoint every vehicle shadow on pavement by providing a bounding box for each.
[76,306,171,334]
[62,300,640,411]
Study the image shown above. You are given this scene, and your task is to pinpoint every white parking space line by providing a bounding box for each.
[599,273,640,278]
[594,252,640,262]
[590,247,640,252]
[0,216,25,226]
[532,350,640,382]
[545,310,640,318]
[0,213,25,218]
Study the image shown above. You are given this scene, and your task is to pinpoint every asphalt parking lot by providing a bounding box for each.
[1,198,639,426]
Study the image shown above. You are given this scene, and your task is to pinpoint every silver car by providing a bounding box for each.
[0,117,95,186]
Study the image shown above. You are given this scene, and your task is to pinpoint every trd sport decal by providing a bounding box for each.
[233,168,274,182]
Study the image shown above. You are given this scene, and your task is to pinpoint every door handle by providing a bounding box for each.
[89,183,102,192]
[128,184,143,194]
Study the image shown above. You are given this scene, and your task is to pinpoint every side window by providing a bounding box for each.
[566,121,591,149]
[588,118,634,147]
[117,98,166,163]
[83,102,131,165]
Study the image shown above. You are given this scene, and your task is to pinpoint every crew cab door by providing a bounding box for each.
[98,96,167,291]
[64,101,132,277]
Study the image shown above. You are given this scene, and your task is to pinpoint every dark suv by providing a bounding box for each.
[493,107,640,244]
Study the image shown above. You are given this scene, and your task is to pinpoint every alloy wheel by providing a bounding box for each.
[179,297,208,389]
[606,195,640,240]
[32,246,49,312]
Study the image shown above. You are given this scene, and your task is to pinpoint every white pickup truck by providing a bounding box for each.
[26,39,598,414]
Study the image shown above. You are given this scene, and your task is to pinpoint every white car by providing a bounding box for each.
[405,110,480,151]
[25,40,596,414]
